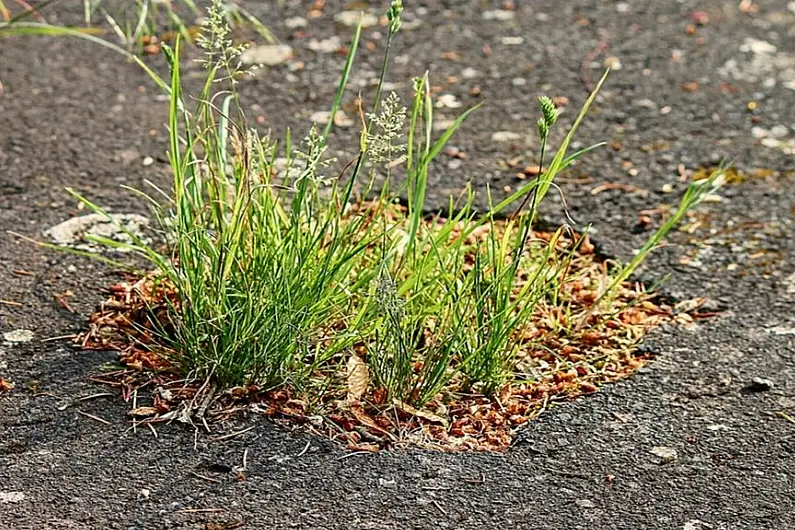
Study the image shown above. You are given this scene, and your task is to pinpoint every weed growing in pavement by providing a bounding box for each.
[7,0,726,449]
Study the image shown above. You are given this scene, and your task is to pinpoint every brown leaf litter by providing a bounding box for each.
[74,222,718,452]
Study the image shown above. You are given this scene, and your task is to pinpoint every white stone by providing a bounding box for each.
[719,45,795,88]
[751,126,768,138]
[308,36,342,54]
[650,446,678,463]
[334,11,379,28]
[634,98,657,109]
[0,491,25,503]
[482,10,515,21]
[241,44,293,66]
[461,67,479,79]
[284,16,307,29]
[44,213,150,252]
[3,329,34,343]
[309,110,354,128]
[491,131,522,142]
[784,271,795,294]
[435,94,462,109]
[501,36,524,45]
[739,38,777,54]
[604,56,622,70]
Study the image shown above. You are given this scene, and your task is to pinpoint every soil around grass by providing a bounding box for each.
[1,1,795,529]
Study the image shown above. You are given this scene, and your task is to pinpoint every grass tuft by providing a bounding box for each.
[9,0,726,449]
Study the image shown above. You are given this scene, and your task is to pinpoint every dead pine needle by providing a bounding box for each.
[776,411,795,426]
[208,426,256,443]
[176,508,226,514]
[40,334,77,343]
[432,500,448,516]
[132,389,138,434]
[76,410,111,425]
[296,440,311,457]
[189,471,221,483]
[335,451,372,461]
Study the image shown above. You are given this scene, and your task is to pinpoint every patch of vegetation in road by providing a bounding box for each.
[3,0,725,451]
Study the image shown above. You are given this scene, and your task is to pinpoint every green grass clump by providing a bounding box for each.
[9,0,724,413]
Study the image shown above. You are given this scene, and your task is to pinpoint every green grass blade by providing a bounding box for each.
[321,20,361,142]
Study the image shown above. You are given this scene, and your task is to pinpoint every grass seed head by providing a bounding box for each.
[387,0,404,35]
[538,95,558,127]
[367,91,407,166]
[196,0,250,82]
[537,117,549,142]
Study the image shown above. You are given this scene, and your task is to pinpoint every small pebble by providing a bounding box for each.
[334,11,379,28]
[308,37,342,54]
[142,156,154,167]
[309,110,354,128]
[435,94,462,109]
[634,99,657,109]
[482,10,515,21]
[604,56,622,70]
[491,131,522,142]
[3,330,34,343]
[650,446,678,464]
[739,38,777,54]
[284,16,307,29]
[743,377,773,393]
[751,126,768,139]
[0,491,26,503]
[241,44,294,66]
